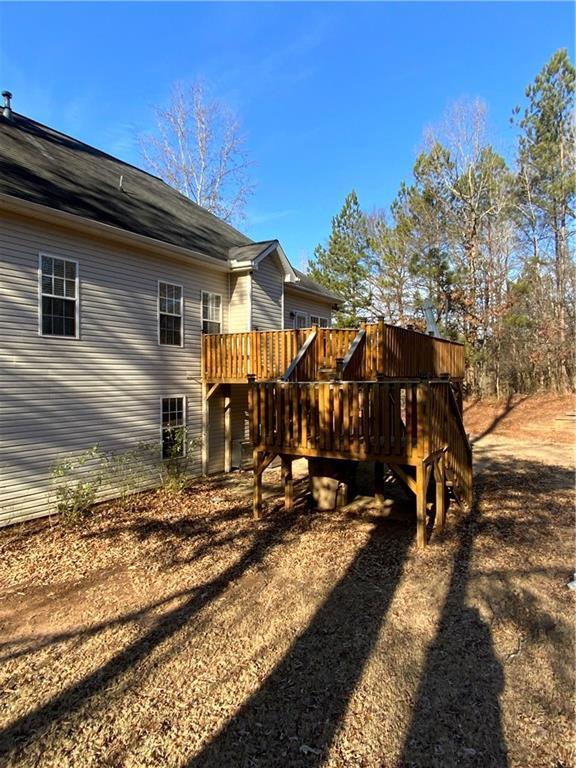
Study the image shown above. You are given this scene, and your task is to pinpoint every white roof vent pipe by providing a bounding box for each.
[422,298,442,339]
[2,91,13,121]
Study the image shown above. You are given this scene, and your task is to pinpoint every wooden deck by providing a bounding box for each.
[200,321,471,548]
[248,378,472,547]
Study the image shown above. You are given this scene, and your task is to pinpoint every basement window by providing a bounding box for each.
[202,291,222,333]
[39,254,78,338]
[159,282,183,346]
[161,396,186,459]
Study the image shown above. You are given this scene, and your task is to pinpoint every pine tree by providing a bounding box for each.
[514,49,575,388]
[308,191,371,327]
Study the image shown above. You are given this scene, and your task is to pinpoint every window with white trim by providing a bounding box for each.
[161,396,186,459]
[202,291,222,333]
[310,315,329,328]
[159,282,183,346]
[294,312,308,329]
[39,254,78,337]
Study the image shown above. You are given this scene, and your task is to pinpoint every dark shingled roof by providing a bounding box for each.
[0,112,251,261]
[229,240,278,262]
[291,269,342,303]
[0,111,340,302]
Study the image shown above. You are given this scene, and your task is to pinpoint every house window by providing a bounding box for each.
[294,312,308,329]
[159,282,183,346]
[202,291,222,333]
[39,254,78,337]
[310,315,329,328]
[161,396,186,459]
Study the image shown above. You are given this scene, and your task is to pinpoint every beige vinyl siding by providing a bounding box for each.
[227,384,249,467]
[251,253,283,330]
[283,288,333,329]
[207,391,225,474]
[0,210,229,525]
[228,271,250,332]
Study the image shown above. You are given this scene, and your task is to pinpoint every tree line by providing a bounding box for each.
[308,50,575,396]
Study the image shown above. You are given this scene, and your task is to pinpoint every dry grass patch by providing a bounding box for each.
[464,393,575,444]
[0,449,573,767]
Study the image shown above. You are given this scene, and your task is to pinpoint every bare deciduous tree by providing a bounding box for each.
[139,81,254,223]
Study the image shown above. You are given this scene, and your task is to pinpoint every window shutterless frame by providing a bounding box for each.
[157,280,184,347]
[294,312,308,329]
[201,290,223,334]
[160,395,187,459]
[38,252,80,339]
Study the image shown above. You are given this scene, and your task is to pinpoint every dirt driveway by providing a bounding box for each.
[0,407,573,767]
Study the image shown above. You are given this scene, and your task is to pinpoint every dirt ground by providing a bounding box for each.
[0,395,574,767]
[464,392,575,445]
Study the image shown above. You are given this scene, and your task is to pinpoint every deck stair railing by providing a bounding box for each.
[429,381,473,505]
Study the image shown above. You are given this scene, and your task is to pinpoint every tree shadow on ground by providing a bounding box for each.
[0,501,305,760]
[469,393,530,444]
[398,497,508,767]
[185,515,413,768]
[399,453,574,768]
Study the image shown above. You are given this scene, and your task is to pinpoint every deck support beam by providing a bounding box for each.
[224,385,232,474]
[201,383,209,476]
[434,452,446,533]
[252,450,277,519]
[416,461,428,548]
[253,450,263,519]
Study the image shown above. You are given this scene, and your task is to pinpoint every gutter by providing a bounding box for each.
[0,193,230,272]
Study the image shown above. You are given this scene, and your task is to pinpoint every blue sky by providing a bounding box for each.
[0,2,573,269]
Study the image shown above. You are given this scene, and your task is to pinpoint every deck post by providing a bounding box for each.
[416,381,430,459]
[374,461,385,505]
[253,449,263,519]
[416,460,427,548]
[435,453,446,533]
[281,455,294,510]
[224,385,232,473]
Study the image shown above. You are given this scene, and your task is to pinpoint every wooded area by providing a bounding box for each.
[309,50,575,396]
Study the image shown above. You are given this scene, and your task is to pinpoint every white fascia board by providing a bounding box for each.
[229,259,254,271]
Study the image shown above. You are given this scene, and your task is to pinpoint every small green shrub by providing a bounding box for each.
[51,445,103,524]
[50,431,200,523]
[159,427,199,494]
[101,441,159,512]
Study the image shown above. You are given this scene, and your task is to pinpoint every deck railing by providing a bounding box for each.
[202,322,465,382]
[359,323,465,380]
[248,379,446,461]
[202,329,307,382]
[248,378,472,502]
